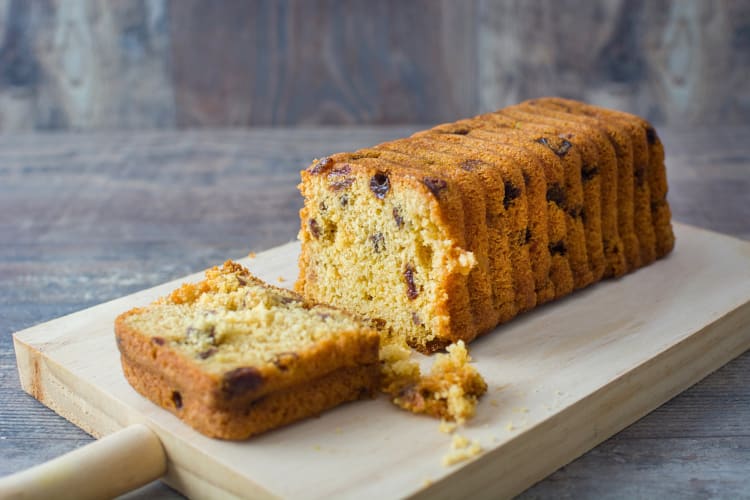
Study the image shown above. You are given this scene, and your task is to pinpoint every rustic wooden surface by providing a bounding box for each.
[0,0,748,130]
[1,125,749,498]
[9,223,750,499]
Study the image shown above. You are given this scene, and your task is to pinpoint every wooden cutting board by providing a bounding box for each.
[13,223,750,499]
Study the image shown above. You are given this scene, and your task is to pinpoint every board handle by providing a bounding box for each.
[0,424,166,500]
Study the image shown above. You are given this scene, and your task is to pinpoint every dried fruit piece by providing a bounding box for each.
[309,218,321,238]
[171,391,183,409]
[503,181,521,209]
[549,241,567,256]
[222,367,264,398]
[582,164,599,181]
[308,156,333,174]
[328,165,351,177]
[328,165,354,191]
[370,172,390,199]
[536,136,573,157]
[404,264,419,300]
[329,178,354,191]
[370,232,386,253]
[546,184,566,206]
[422,177,447,196]
[393,207,404,228]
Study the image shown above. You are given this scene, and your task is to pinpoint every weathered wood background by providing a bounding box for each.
[0,0,747,131]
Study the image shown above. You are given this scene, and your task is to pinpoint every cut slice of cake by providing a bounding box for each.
[297,155,479,353]
[115,261,380,439]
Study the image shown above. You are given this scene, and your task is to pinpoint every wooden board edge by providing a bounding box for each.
[410,297,750,499]
[11,335,280,499]
[9,225,750,499]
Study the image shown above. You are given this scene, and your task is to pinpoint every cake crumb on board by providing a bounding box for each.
[381,340,487,424]
[439,419,458,434]
[442,433,483,467]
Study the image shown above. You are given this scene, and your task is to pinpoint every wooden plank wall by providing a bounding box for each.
[0,0,747,131]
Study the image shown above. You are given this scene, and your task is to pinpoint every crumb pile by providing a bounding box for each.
[380,340,487,423]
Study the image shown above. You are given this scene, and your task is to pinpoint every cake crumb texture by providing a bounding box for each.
[385,340,487,423]
[115,260,380,439]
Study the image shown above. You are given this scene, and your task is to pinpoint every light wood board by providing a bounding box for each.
[13,223,750,499]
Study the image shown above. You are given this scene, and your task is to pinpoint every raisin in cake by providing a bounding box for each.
[115,261,380,439]
[297,98,674,353]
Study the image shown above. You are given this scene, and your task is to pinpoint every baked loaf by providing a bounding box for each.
[297,98,674,353]
[115,261,380,439]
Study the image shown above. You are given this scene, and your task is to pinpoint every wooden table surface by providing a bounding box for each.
[1,126,749,498]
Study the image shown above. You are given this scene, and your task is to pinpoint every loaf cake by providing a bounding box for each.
[297,98,674,353]
[115,261,380,439]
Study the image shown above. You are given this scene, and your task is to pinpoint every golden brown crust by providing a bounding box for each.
[369,142,520,323]
[455,125,573,302]
[115,262,381,438]
[298,153,477,352]
[415,130,549,308]
[494,110,595,290]
[367,142,501,334]
[528,98,642,270]
[121,355,379,439]
[502,105,606,284]
[115,309,379,407]
[541,97,674,259]
[296,98,674,352]
[519,99,628,278]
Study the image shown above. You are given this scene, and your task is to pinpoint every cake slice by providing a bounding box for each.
[415,129,554,306]
[298,154,479,353]
[367,142,522,320]
[501,105,607,283]
[369,140,506,328]
[514,101,627,278]
[534,97,671,260]
[115,261,380,439]
[493,111,595,290]
[528,98,642,270]
[451,125,575,300]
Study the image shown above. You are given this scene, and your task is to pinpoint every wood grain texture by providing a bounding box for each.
[169,0,478,127]
[477,0,750,126]
[10,224,750,498]
[0,126,749,499]
[0,0,174,130]
[0,0,747,129]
